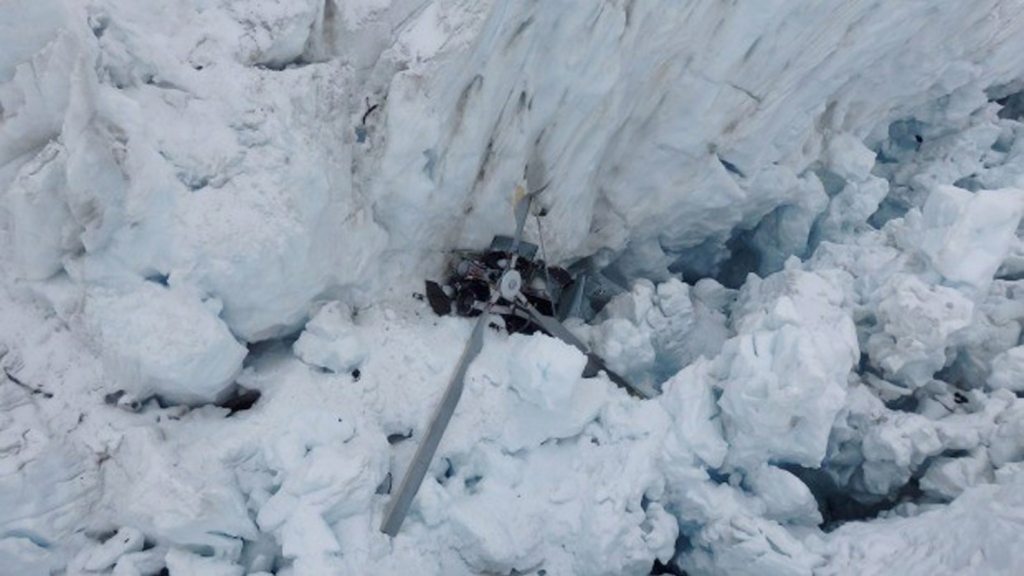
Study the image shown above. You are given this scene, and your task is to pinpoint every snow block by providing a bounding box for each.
[719,270,857,468]
[293,302,367,374]
[81,283,246,405]
[988,345,1024,392]
[919,186,1024,291]
[866,274,973,388]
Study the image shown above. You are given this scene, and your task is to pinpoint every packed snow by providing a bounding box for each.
[4,0,1024,575]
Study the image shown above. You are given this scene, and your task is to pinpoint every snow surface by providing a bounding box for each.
[4,0,1024,575]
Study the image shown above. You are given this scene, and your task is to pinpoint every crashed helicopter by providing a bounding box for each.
[380,189,651,537]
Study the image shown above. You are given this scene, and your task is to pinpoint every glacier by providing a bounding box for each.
[4,0,1024,574]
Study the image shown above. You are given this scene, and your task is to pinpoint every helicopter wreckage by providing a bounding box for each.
[381,191,652,536]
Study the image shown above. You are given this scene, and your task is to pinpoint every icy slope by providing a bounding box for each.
[4,0,1024,575]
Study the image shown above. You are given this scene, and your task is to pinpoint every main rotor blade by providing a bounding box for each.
[380,313,488,536]
[520,299,651,399]
[509,192,533,264]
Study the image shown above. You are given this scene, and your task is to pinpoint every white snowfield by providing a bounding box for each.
[3,0,1024,574]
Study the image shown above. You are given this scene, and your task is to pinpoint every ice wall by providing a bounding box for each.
[4,0,1024,355]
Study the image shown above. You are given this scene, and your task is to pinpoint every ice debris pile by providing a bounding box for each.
[4,0,1024,574]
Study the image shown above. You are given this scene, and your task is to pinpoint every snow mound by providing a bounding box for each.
[79,282,247,405]
[293,302,368,374]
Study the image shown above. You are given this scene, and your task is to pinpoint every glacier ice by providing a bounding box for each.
[4,0,1024,575]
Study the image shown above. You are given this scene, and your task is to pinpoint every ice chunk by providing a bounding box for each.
[745,464,821,526]
[102,428,258,558]
[594,317,657,382]
[80,283,247,405]
[815,175,890,242]
[593,277,732,387]
[253,411,385,570]
[988,345,1024,392]
[918,186,1024,291]
[505,332,587,412]
[990,401,1024,468]
[677,483,823,576]
[717,326,849,468]
[80,527,145,572]
[865,274,973,388]
[293,302,367,374]
[6,142,75,279]
[660,358,729,470]
[226,0,320,67]
[860,412,943,495]
[825,133,877,183]
[0,383,98,562]
[920,451,993,500]
[718,269,857,469]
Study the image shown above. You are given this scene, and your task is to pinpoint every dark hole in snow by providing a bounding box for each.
[718,156,746,178]
[145,272,170,286]
[104,390,126,405]
[90,528,119,543]
[219,387,261,415]
[375,473,393,495]
[716,229,762,289]
[351,368,361,381]
[883,391,919,413]
[668,237,723,284]
[650,558,687,575]
[89,15,109,39]
[464,474,482,493]
[887,118,927,152]
[176,171,210,192]
[995,90,1024,120]
[782,464,924,531]
[387,430,412,445]
[705,468,731,485]
[244,335,301,369]
[157,568,169,576]
[814,167,847,197]
[256,56,311,72]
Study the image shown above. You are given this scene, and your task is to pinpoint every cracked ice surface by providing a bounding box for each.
[4,0,1024,575]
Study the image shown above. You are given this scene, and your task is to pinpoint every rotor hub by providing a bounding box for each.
[499,270,522,300]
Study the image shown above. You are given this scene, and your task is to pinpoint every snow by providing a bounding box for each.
[917,186,1024,291]
[4,0,1024,575]
[79,282,247,405]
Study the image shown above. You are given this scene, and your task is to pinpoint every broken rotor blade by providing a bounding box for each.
[518,297,651,399]
[380,312,488,536]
